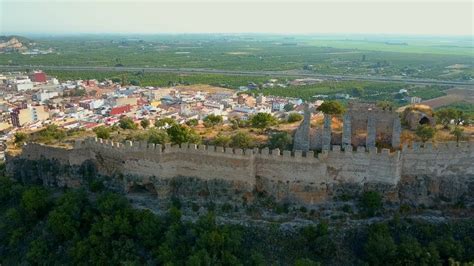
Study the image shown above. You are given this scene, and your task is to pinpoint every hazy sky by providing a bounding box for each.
[1,0,473,36]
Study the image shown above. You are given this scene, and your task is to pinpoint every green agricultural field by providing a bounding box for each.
[1,34,473,81]
[47,70,275,88]
[261,81,448,105]
[309,38,474,56]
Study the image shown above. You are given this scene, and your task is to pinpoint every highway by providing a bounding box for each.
[1,65,473,87]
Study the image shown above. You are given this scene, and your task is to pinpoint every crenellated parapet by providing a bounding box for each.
[15,136,473,190]
[401,141,473,153]
[51,137,474,162]
[74,137,403,162]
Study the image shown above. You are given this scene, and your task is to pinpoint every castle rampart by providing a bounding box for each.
[10,138,473,205]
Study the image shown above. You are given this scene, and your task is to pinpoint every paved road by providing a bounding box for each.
[1,65,473,87]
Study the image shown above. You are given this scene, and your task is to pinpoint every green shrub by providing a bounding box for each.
[360,191,382,217]
[287,112,303,123]
[118,117,137,130]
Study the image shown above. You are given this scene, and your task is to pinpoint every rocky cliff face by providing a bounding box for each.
[0,37,28,52]
[8,153,473,214]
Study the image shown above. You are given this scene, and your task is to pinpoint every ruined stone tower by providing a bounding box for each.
[293,102,401,151]
[293,104,311,151]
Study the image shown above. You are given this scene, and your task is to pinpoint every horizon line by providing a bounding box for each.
[2,32,474,38]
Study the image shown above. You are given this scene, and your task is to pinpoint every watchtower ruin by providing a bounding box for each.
[293,102,401,151]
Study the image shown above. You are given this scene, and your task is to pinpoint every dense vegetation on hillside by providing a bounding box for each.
[1,174,473,265]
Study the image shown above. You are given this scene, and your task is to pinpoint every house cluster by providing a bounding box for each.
[0,70,307,137]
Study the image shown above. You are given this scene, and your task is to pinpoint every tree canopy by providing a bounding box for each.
[231,132,255,149]
[93,126,111,139]
[155,117,177,129]
[250,113,277,130]
[316,101,345,115]
[287,112,303,123]
[0,177,473,265]
[415,124,436,143]
[140,119,150,129]
[203,114,223,128]
[119,117,137,130]
[166,124,201,144]
[268,132,292,150]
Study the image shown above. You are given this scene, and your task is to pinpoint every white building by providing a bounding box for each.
[272,101,287,112]
[203,101,224,110]
[16,82,34,91]
[409,96,422,104]
[36,91,59,103]
[79,99,105,110]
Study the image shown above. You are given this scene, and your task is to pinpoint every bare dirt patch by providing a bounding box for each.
[420,88,474,109]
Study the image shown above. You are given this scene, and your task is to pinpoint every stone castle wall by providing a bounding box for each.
[11,138,473,205]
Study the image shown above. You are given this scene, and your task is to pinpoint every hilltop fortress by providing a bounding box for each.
[5,103,474,208]
[8,136,474,207]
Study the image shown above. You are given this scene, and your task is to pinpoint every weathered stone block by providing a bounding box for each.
[272,148,280,156]
[294,150,303,157]
[155,144,162,153]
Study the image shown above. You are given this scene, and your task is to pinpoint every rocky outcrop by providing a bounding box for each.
[0,37,27,52]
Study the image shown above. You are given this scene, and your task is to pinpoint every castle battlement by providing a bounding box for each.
[402,141,472,153]
[72,137,474,164]
[10,137,473,205]
[75,137,406,163]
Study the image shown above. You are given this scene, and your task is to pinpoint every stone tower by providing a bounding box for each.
[366,114,376,148]
[391,117,401,148]
[293,104,311,151]
[322,114,332,150]
[342,113,352,149]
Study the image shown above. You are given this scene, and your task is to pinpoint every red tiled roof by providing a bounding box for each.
[110,105,131,115]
